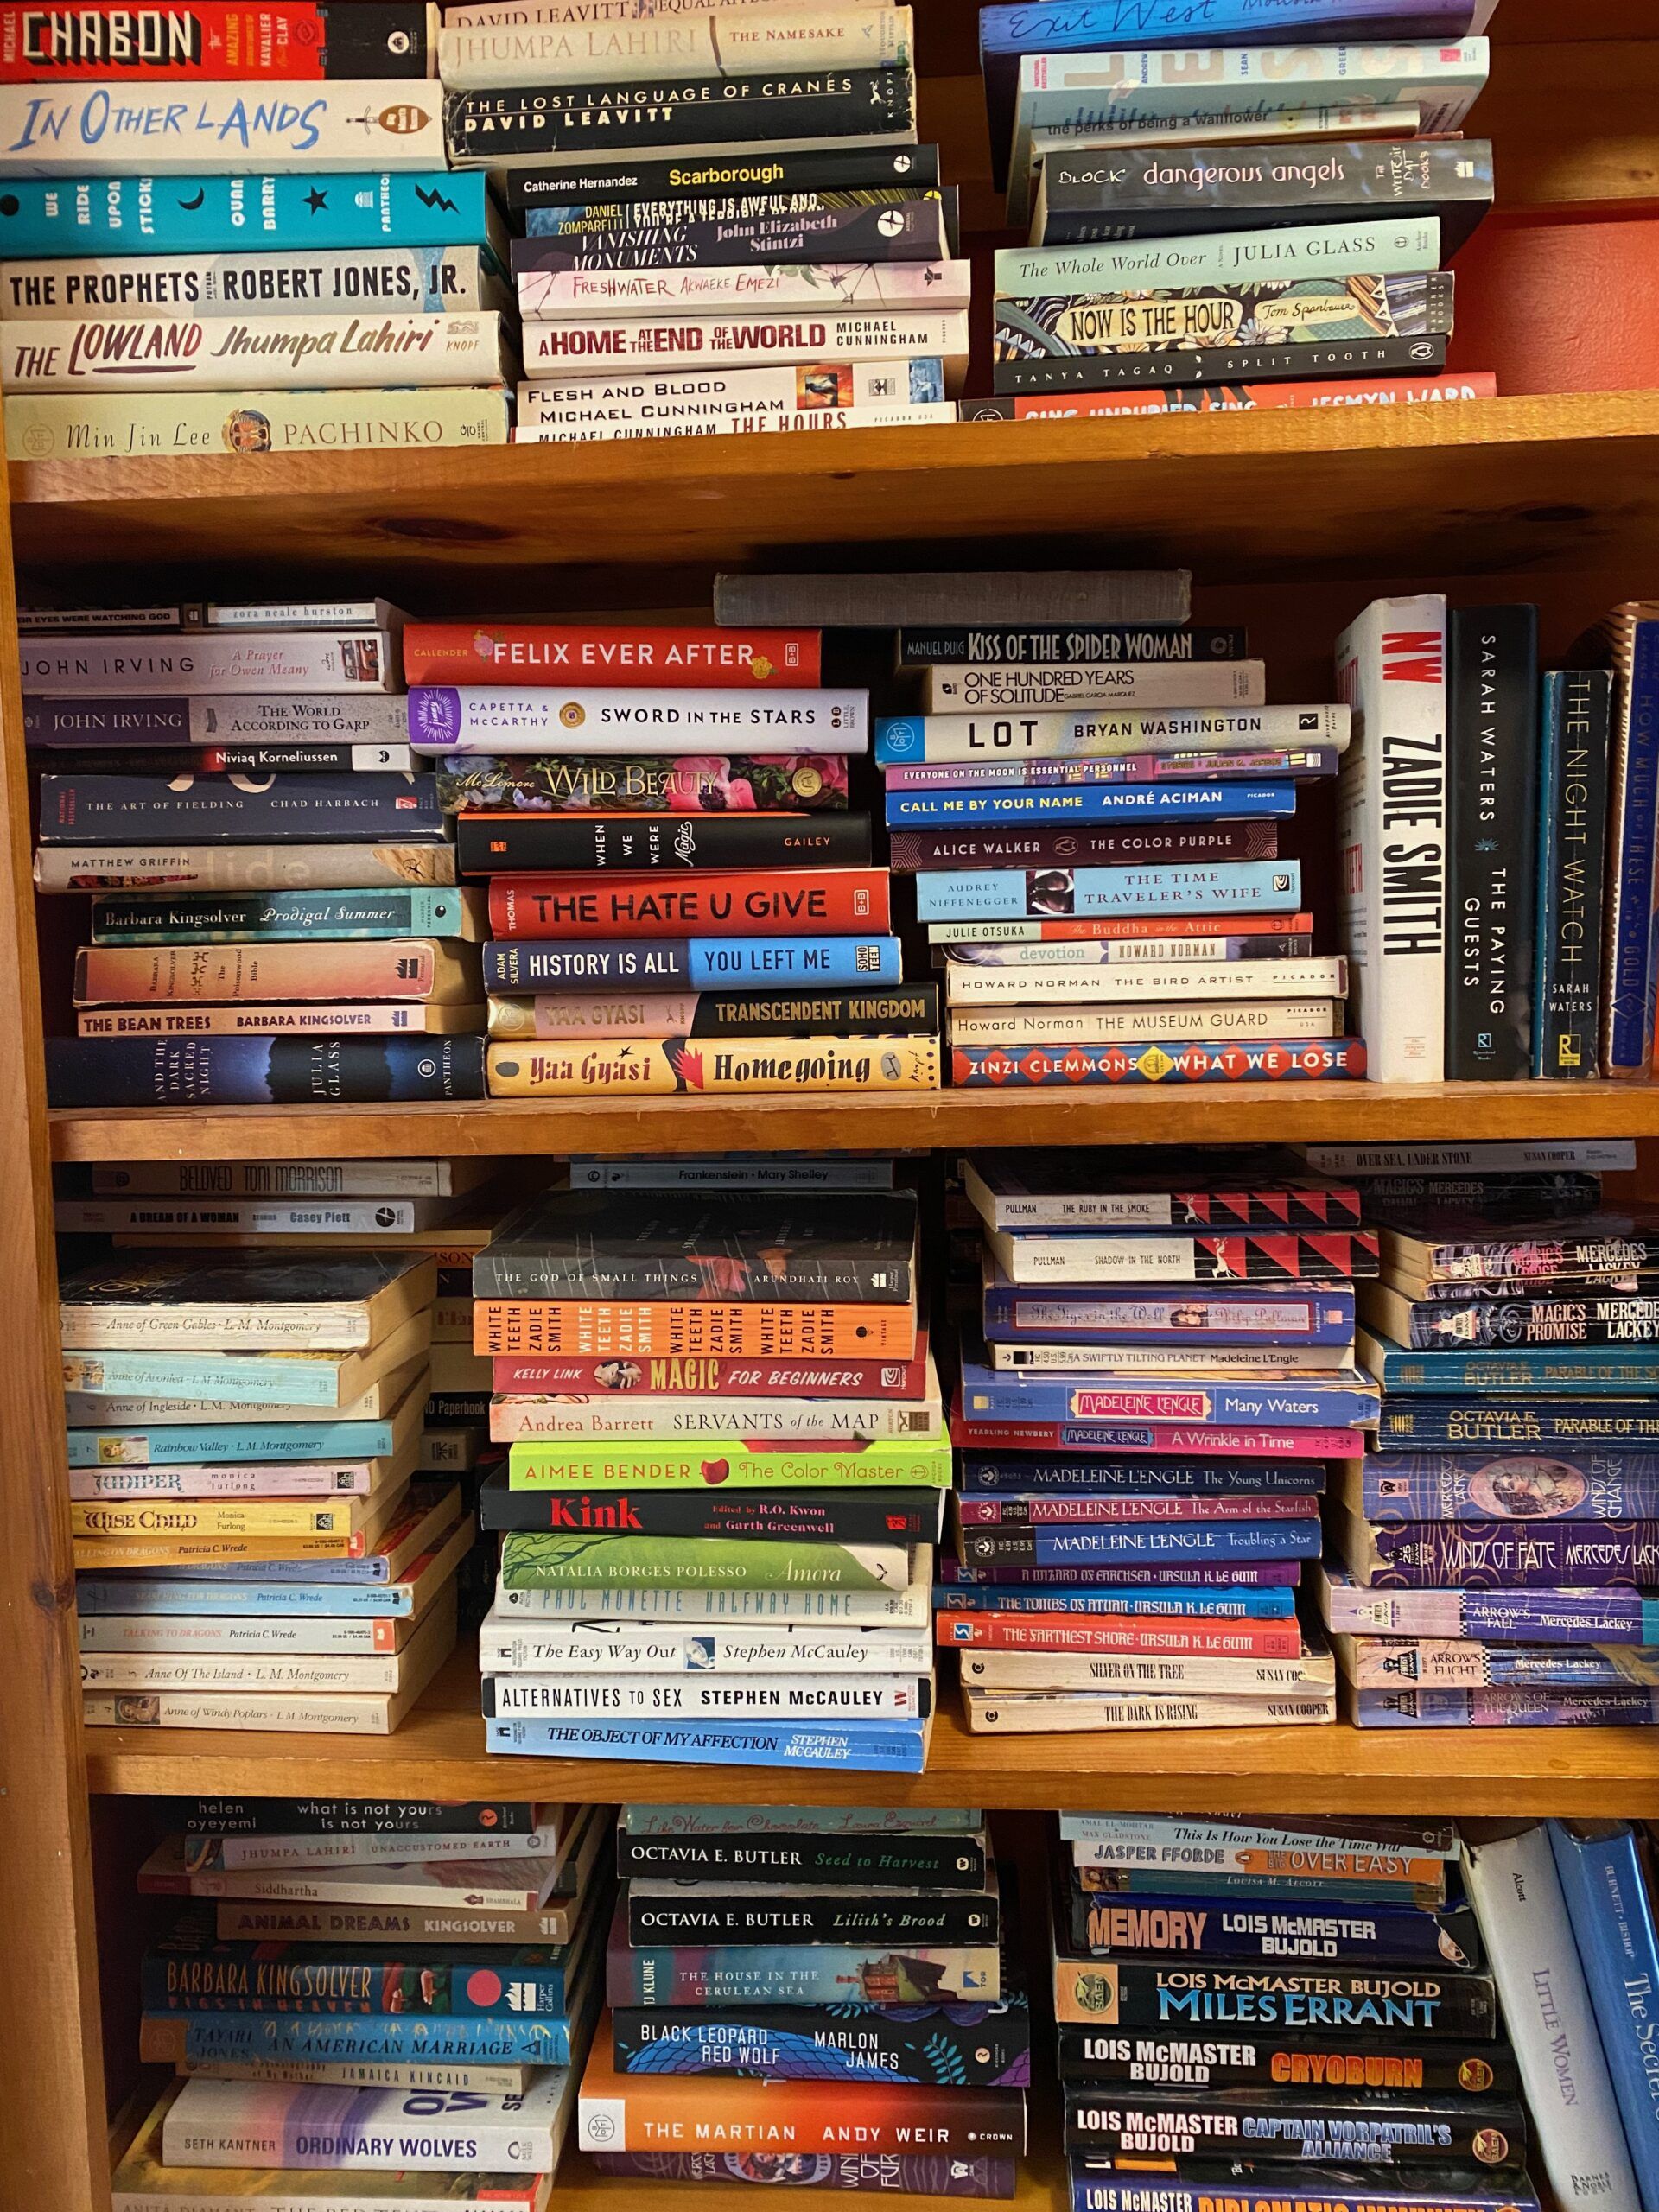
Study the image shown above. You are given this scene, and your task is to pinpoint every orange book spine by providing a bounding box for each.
[474,1300,918,1358]
[73,940,440,1005]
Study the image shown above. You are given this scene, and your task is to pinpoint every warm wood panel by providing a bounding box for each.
[14,392,1659,594]
[1474,40,1659,207]
[81,1644,1659,1815]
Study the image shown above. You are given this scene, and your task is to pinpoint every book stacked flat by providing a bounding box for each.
[0,5,514,461]
[63,1238,477,1735]
[113,1793,611,2212]
[404,616,941,1096]
[435,3,963,442]
[973,6,1493,423]
[942,1146,1381,1732]
[579,1802,1027,2199]
[1312,1139,1659,1727]
[1055,1813,1539,2212]
[877,602,1363,1088]
[474,1164,950,1772]
[31,600,492,1108]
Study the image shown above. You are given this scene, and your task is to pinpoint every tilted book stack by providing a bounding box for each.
[0,3,515,461]
[1310,1137,1659,1726]
[940,1145,1379,1733]
[474,1160,949,1772]
[113,1791,611,2212]
[579,1802,1027,2200]
[404,614,942,1096]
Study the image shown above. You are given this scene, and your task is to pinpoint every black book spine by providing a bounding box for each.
[316,2,433,75]
[48,744,404,776]
[44,1034,486,1108]
[1402,1299,1659,1349]
[26,697,193,743]
[1081,1961,1500,2037]
[627,1891,999,1946]
[447,67,914,162]
[1056,2025,1519,2097]
[616,1832,989,1886]
[1061,2088,1526,2168]
[994,337,1448,395]
[474,1249,913,1300]
[456,811,869,874]
[37,772,443,842]
[478,1481,941,1541]
[898,627,1245,666]
[677,983,938,1038]
[181,1798,536,1835]
[1446,606,1540,1078]
[1534,668,1613,1077]
[507,142,941,208]
[512,196,947,270]
[614,1999,1031,2085]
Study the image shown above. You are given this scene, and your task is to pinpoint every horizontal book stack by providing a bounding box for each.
[0,3,515,461]
[941,1145,1380,1732]
[876,584,1364,1088]
[474,1159,949,1772]
[116,1792,610,2212]
[973,3,1494,423]
[404,614,941,1096]
[1056,1814,1536,2212]
[578,1802,1027,2200]
[1314,1139,1659,1727]
[32,600,493,1108]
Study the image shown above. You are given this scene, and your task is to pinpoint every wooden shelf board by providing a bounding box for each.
[46,1082,1659,1162]
[81,1644,1659,1815]
[15,393,1659,590]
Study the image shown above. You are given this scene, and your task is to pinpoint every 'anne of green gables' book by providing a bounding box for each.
[59,1252,437,1352]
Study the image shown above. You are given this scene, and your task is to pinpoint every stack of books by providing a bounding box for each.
[577,1802,1027,2199]
[115,1793,609,2212]
[31,598,491,1109]
[1316,1145,1659,1727]
[1056,1814,1537,2212]
[403,613,942,1096]
[473,1160,950,1772]
[872,591,1363,1089]
[435,3,966,442]
[0,7,514,461]
[60,1233,475,1736]
[975,14,1493,421]
[941,1146,1382,1734]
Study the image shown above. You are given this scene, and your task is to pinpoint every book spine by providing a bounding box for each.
[505,1440,946,1489]
[153,2012,575,2063]
[607,1939,995,2010]
[948,1001,1338,1046]
[515,196,946,273]
[4,308,503,391]
[969,1686,1332,1730]
[523,400,961,444]
[947,955,1345,1001]
[1336,593,1447,1080]
[45,1034,485,1108]
[961,1647,1325,1692]
[940,1586,1295,1618]
[961,1373,1373,1425]
[892,755,1333,791]
[484,938,900,989]
[955,1491,1324,1523]
[54,741,416,776]
[494,1580,927,1624]
[1058,2024,1513,2094]
[923,664,1266,713]
[444,67,915,162]
[84,1649,405,1690]
[494,983,937,1040]
[445,10,910,92]
[579,2075,1017,2157]
[1063,2088,1518,2167]
[0,3,433,79]
[1070,2178,1529,2212]
[937,1611,1303,1656]
[887,785,1295,824]
[1603,617,1659,1076]
[1363,1342,1659,1391]
[506,139,941,207]
[406,622,820,688]
[1446,605,1538,1077]
[952,1038,1363,1084]
[92,1159,464,1195]
[1341,1638,1630,1688]
[71,1462,381,1497]
[1052,1954,1497,2035]
[409,686,866,756]
[489,1346,929,1396]
[992,375,1496,419]
[521,257,967,320]
[933,910,1317,940]
[486,869,889,938]
[87,1688,405,1730]
[519,305,964,379]
[0,168,493,256]
[73,940,451,1005]
[43,772,442,842]
[480,1626,932,1672]
[487,1713,926,1769]
[1548,1822,1659,2212]
[956,1414,1352,1459]
[899,626,1245,666]
[25,695,413,745]
[610,2005,1027,2088]
[145,1944,573,2016]
[22,631,399,696]
[476,1300,918,1359]
[594,2152,1012,2196]
[995,271,1452,359]
[480,1481,939,1534]
[489,1672,929,1725]
[5,384,511,461]
[0,80,447,173]
[995,218,1443,297]
[1359,1518,1659,1589]
[996,335,1448,395]
[1533,670,1612,1077]
[90,887,470,943]
[519,357,944,429]
[1068,1891,1474,1967]
[41,842,455,896]
[83,1615,397,1651]
[487,1035,941,1096]
[894,823,1281,868]
[3,246,496,318]
[1363,1453,1659,1520]
[441,754,849,817]
[982,1284,1355,1344]
[1376,1408,1659,1450]
[959,1522,1320,1567]
[162,2091,553,2171]
[917,860,1301,920]
[878,706,1347,764]
[1358,1685,1659,1725]
[456,811,869,874]
[499,1532,909,1591]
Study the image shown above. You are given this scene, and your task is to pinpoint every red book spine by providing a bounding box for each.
[488,868,890,939]
[934,1610,1305,1657]
[0,2,424,78]
[402,624,821,688]
[492,1338,931,1397]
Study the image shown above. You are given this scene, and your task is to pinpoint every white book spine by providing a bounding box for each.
[442,9,911,89]
[1462,1827,1640,2212]
[79,1652,404,1694]
[20,630,400,695]
[988,1225,1252,1282]
[493,1576,931,1624]
[518,400,957,441]
[409,685,867,754]
[5,385,510,462]
[961,1649,1329,1693]
[520,306,968,381]
[1335,593,1448,1080]
[893,709,1334,764]
[488,1393,942,1441]
[949,1000,1338,1046]
[519,357,942,425]
[1,251,499,321]
[91,1159,461,1196]
[961,1686,1334,1731]
[946,957,1348,1004]
[924,662,1265,712]
[486,1671,927,1716]
[995,217,1443,301]
[3,311,505,392]
[79,1614,397,1653]
[478,1624,933,1671]
[35,842,457,893]
[1058,1813,1455,1855]
[520,258,966,319]
[162,2077,565,2173]
[0,82,448,176]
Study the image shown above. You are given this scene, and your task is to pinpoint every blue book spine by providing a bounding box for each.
[916,859,1300,919]
[1365,1340,1659,1393]
[1377,1405,1659,1450]
[964,1521,1322,1565]
[157,2010,575,2064]
[957,1362,1376,1428]
[1533,670,1613,1078]
[482,937,901,991]
[485,1715,926,1772]
[960,1455,1325,1494]
[66,1418,395,1467]
[47,1035,486,1109]
[76,1579,413,1616]
[1606,620,1659,1075]
[0,173,495,257]
[142,1956,575,2018]
[982,1282,1356,1346]
[1549,1821,1659,2212]
[1356,1687,1659,1726]
[936,1586,1297,1618]
[882,780,1296,822]
[1364,1452,1659,1522]
[1070,1886,1478,1964]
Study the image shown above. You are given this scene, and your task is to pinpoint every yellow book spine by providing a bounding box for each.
[486,1035,941,1096]
[70,1499,370,1540]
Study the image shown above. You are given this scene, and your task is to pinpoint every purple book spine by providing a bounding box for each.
[1363,1455,1659,1522]
[1364,1521,1659,1588]
[982,1283,1355,1345]
[1321,1580,1659,1643]
[1353,1686,1659,1727]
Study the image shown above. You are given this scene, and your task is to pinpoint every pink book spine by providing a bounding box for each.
[519,262,968,319]
[67,1463,379,1497]
[951,1415,1360,1459]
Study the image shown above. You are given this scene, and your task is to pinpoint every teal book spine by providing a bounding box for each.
[91,887,475,944]
[60,1351,350,1408]
[67,1417,397,1466]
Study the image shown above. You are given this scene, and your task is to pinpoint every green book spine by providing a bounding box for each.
[505,1439,953,1490]
[498,1533,914,1590]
